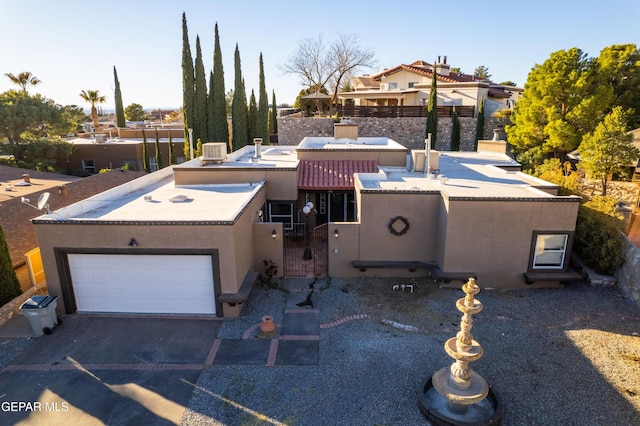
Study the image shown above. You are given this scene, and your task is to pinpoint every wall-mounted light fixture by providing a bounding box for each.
[334,229,339,239]
[272,230,277,239]
[128,238,138,247]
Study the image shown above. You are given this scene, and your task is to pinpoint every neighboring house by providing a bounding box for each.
[338,57,523,117]
[33,124,581,319]
[64,128,187,174]
[0,166,144,290]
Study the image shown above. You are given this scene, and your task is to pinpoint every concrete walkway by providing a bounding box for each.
[208,278,321,366]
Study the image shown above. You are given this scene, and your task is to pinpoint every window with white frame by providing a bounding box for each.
[532,233,569,269]
[388,82,398,90]
[149,158,158,172]
[268,202,294,230]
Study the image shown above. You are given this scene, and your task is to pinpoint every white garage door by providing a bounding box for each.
[68,254,216,315]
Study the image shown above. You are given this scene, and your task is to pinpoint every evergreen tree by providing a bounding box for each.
[248,89,257,141]
[426,69,438,147]
[210,23,229,147]
[0,224,21,306]
[194,35,208,144]
[181,12,195,158]
[207,70,215,141]
[474,98,485,150]
[155,127,163,169]
[142,129,150,173]
[578,106,639,195]
[113,66,125,128]
[257,53,269,143]
[451,107,460,151]
[269,90,278,135]
[232,44,248,151]
[506,48,607,168]
[168,131,174,165]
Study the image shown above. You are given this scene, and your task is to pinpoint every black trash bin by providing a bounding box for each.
[20,295,60,336]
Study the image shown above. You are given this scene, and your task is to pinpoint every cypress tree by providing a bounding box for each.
[155,127,163,169]
[269,90,278,135]
[142,129,150,173]
[248,89,257,141]
[0,224,21,306]
[257,53,269,143]
[113,66,125,128]
[207,70,215,141]
[232,43,248,151]
[426,67,438,148]
[451,107,461,151]
[211,23,229,147]
[168,131,174,165]
[181,12,195,158]
[194,35,208,144]
[474,98,485,151]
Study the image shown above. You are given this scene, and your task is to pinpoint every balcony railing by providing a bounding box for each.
[334,105,475,118]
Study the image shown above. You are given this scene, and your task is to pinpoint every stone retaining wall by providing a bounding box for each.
[278,117,511,151]
[0,286,38,328]
[617,237,640,309]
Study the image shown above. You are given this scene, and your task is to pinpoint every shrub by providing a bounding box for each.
[574,201,625,275]
[257,260,278,289]
[0,225,21,306]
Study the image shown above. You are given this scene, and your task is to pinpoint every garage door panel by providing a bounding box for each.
[68,254,216,315]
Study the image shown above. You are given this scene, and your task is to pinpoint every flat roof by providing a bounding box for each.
[176,145,299,170]
[298,137,406,151]
[67,137,185,145]
[34,166,264,224]
[358,151,577,200]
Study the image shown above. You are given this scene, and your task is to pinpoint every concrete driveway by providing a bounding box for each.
[0,315,221,425]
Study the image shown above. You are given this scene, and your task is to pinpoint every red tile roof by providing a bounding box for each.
[298,160,378,191]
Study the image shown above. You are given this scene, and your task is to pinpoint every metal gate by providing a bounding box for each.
[283,223,308,277]
[312,223,328,278]
[283,223,328,277]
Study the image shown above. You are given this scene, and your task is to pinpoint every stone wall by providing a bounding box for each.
[617,237,640,309]
[278,117,511,151]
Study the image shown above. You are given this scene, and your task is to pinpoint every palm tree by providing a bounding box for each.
[80,90,107,132]
[5,71,41,93]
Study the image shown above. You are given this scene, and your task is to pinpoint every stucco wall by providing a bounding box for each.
[278,117,511,152]
[616,237,640,309]
[174,167,298,200]
[329,185,580,288]
[441,197,580,288]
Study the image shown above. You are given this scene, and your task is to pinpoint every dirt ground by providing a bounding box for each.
[342,276,462,333]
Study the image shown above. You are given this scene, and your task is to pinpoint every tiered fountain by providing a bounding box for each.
[418,278,503,425]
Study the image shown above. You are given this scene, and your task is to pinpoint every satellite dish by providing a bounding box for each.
[37,192,50,210]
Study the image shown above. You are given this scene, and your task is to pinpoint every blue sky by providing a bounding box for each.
[1,0,638,110]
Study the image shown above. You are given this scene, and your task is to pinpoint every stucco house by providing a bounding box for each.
[32,124,581,318]
[63,128,186,175]
[337,57,523,118]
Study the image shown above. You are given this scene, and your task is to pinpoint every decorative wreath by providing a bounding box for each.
[388,216,410,236]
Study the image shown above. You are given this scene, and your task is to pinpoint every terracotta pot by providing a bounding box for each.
[260,315,276,333]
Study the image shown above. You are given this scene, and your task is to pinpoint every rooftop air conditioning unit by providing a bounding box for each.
[202,142,227,164]
[380,83,388,91]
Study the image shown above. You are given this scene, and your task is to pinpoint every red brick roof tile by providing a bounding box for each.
[298,160,378,191]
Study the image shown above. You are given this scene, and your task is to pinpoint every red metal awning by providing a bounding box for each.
[298,160,378,191]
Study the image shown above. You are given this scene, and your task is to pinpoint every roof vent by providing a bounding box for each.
[202,142,227,164]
